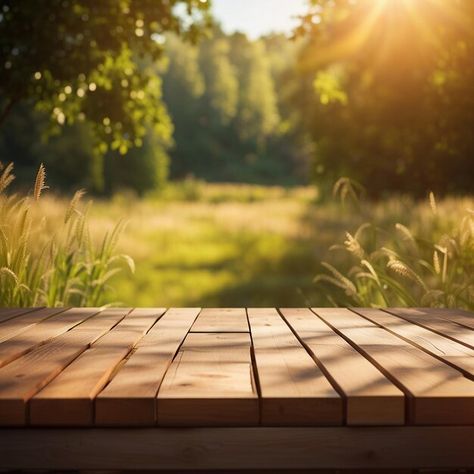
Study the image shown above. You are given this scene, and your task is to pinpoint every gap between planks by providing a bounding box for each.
[0,307,472,428]
[29,308,167,426]
[278,308,405,425]
[313,308,474,425]
[0,308,135,425]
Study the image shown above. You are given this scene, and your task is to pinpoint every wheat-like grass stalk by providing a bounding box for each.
[344,232,365,259]
[433,250,441,275]
[65,189,86,224]
[319,261,358,297]
[315,181,473,309]
[0,162,134,307]
[0,162,15,194]
[387,259,428,291]
[33,164,49,201]
[429,191,437,215]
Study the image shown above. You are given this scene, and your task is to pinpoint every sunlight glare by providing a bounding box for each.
[302,0,469,70]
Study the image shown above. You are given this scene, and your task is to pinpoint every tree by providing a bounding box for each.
[294,0,474,196]
[162,33,205,179]
[161,29,305,184]
[229,33,279,141]
[199,31,238,125]
[0,0,211,188]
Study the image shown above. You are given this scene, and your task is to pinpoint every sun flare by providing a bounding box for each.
[302,0,469,69]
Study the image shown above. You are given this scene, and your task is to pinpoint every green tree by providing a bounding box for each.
[162,33,205,178]
[294,0,474,196]
[199,32,238,125]
[229,34,279,141]
[162,30,305,184]
[0,103,96,189]
[104,129,169,197]
[0,0,210,189]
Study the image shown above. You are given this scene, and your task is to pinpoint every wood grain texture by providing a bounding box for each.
[0,308,130,425]
[0,306,472,431]
[157,332,259,426]
[1,427,473,470]
[314,308,474,425]
[386,307,474,349]
[280,308,404,425]
[95,308,199,426]
[395,307,474,330]
[29,308,164,426]
[248,308,342,426]
[0,307,43,324]
[0,307,68,344]
[190,307,249,332]
[354,307,474,378]
[0,307,104,368]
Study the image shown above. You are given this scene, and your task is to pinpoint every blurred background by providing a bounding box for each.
[0,0,473,309]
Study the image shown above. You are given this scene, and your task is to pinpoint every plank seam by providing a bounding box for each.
[382,308,474,350]
[277,307,348,424]
[351,308,474,381]
[245,308,263,426]
[24,308,134,425]
[0,308,109,370]
[0,307,45,324]
[167,308,202,364]
[89,308,166,424]
[423,308,474,331]
[311,308,412,425]
[153,308,202,424]
[0,307,70,345]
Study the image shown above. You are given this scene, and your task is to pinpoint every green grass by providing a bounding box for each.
[5,174,471,308]
[85,183,472,307]
[0,163,133,307]
[90,185,320,306]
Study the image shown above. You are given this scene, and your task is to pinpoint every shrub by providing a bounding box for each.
[0,162,134,307]
[315,183,474,309]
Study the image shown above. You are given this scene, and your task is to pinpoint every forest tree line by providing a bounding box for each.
[1,0,473,197]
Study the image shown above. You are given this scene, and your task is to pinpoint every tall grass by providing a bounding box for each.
[315,180,474,309]
[0,162,134,307]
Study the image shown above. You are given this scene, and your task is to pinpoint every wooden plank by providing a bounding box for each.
[280,308,404,425]
[29,308,164,426]
[247,308,342,426]
[354,307,474,378]
[1,427,473,470]
[423,307,474,330]
[386,307,474,349]
[0,308,130,425]
[0,307,68,344]
[157,332,258,426]
[0,307,105,368]
[388,307,474,330]
[95,308,200,426]
[0,307,43,324]
[190,307,249,332]
[313,308,474,425]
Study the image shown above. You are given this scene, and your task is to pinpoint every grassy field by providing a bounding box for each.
[30,182,471,308]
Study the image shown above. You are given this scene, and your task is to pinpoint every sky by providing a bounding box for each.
[212,0,309,39]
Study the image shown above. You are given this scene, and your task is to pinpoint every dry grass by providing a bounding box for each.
[4,172,471,307]
[27,183,471,307]
[0,163,133,307]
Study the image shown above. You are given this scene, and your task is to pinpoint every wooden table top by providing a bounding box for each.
[0,307,472,427]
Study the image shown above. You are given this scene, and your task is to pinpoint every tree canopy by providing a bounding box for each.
[0,0,210,173]
[292,0,474,196]
[1,1,472,197]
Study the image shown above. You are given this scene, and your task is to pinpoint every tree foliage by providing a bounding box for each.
[293,0,474,196]
[0,0,210,187]
[163,29,305,184]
